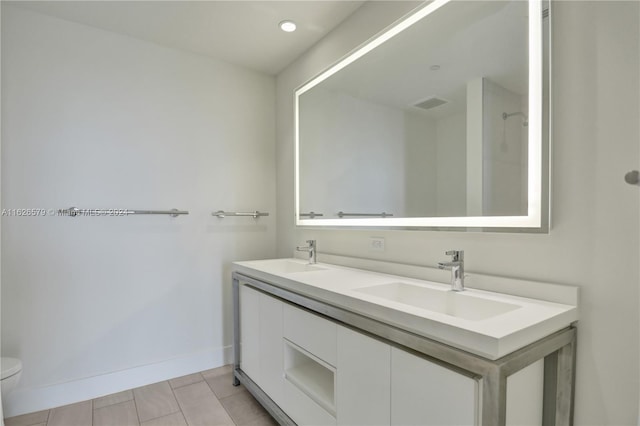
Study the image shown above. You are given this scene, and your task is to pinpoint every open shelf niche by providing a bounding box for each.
[283,339,336,415]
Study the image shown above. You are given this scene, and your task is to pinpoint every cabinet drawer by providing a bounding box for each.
[283,304,337,366]
[283,376,337,426]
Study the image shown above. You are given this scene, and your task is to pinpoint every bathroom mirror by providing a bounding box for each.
[295,0,550,231]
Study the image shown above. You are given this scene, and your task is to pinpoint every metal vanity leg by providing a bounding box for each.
[554,338,576,425]
[543,332,577,426]
[481,366,507,426]
[232,275,241,386]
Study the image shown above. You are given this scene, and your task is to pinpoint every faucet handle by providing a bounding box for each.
[445,250,464,261]
[307,240,316,247]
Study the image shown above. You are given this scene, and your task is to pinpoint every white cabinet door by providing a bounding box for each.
[239,284,260,382]
[391,347,478,426]
[259,292,284,405]
[336,326,391,426]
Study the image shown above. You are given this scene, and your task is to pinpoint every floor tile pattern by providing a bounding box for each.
[4,366,276,426]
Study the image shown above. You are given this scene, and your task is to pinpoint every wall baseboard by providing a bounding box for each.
[3,346,233,418]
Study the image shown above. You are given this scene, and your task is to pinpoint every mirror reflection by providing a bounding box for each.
[297,0,545,227]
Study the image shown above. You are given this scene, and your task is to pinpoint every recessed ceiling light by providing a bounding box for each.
[279,20,297,33]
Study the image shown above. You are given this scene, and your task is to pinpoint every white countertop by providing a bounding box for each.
[232,258,578,360]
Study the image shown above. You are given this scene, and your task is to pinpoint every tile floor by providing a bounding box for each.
[4,365,277,426]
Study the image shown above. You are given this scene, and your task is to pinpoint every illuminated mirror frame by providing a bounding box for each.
[295,0,548,231]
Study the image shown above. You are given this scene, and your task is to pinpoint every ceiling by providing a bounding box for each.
[312,0,528,119]
[6,0,365,75]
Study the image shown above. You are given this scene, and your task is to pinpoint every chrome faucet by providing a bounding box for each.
[296,240,317,264]
[438,250,465,292]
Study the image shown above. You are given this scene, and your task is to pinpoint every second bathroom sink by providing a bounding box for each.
[354,282,520,321]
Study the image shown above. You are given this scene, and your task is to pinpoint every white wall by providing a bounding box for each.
[404,111,437,217]
[301,87,467,219]
[1,6,276,416]
[277,1,640,424]
[299,88,406,216]
[435,112,466,216]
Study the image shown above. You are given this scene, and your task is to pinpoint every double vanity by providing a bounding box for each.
[231,255,578,426]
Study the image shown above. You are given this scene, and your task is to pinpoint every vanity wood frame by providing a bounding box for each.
[231,271,576,426]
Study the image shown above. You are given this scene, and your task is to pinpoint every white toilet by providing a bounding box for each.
[1,358,22,395]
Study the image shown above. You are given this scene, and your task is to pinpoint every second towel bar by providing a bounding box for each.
[299,212,324,219]
[213,210,269,219]
[337,211,393,218]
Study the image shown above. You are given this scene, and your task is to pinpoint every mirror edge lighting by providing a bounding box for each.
[294,0,550,232]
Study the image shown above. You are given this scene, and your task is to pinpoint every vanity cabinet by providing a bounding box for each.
[239,281,475,425]
[233,271,575,426]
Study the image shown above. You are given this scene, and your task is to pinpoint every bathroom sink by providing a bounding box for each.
[354,282,520,321]
[253,259,327,274]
